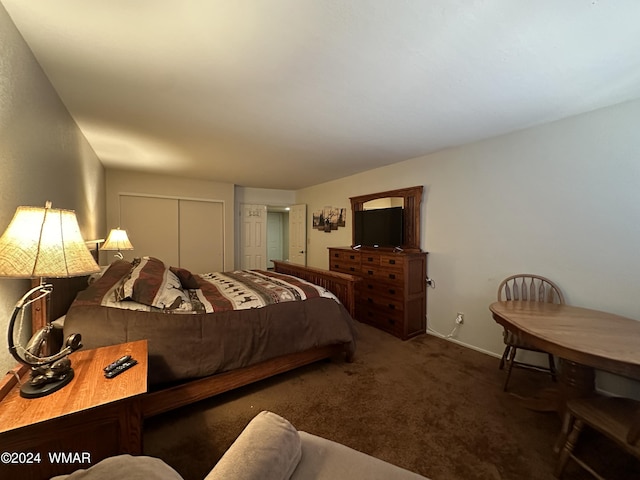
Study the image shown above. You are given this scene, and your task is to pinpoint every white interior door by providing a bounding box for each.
[288,204,306,265]
[240,204,267,269]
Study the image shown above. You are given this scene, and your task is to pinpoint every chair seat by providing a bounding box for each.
[568,396,640,456]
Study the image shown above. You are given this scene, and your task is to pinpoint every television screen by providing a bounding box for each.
[354,207,403,247]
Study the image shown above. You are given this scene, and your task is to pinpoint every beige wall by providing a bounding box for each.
[105,169,235,271]
[0,5,106,374]
[297,99,640,397]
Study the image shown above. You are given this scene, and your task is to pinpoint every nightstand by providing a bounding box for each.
[0,340,148,480]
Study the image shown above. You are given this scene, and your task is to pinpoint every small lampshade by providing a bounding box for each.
[101,228,134,252]
[0,202,100,278]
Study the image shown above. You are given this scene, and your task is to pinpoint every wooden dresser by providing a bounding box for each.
[329,247,427,340]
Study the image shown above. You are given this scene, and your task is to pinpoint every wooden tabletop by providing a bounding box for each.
[0,340,147,434]
[490,301,640,381]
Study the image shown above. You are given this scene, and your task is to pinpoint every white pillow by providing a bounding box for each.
[206,411,302,480]
[49,455,184,480]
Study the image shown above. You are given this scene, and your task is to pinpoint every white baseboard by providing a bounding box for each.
[426,330,501,359]
[426,331,638,399]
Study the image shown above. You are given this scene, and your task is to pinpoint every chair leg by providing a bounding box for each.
[503,346,517,391]
[555,418,584,478]
[554,410,574,454]
[548,353,557,382]
[499,345,511,370]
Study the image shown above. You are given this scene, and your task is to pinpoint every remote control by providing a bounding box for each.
[104,355,132,373]
[104,359,138,378]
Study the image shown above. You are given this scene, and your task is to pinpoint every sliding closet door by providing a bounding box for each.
[179,200,224,273]
[119,195,225,272]
[119,195,180,265]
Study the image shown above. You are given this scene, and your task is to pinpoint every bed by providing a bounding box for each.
[32,258,359,418]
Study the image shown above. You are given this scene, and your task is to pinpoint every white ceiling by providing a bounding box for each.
[4,1,640,190]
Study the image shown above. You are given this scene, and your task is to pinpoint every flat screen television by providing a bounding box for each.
[353,206,403,248]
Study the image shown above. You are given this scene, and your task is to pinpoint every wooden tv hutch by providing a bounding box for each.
[329,246,427,340]
[329,186,428,340]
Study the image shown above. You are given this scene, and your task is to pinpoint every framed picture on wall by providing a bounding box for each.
[313,206,346,232]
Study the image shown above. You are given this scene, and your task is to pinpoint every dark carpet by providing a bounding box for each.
[144,322,640,480]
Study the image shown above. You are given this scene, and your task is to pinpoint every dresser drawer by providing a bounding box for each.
[360,252,380,267]
[359,292,404,312]
[358,304,403,336]
[331,262,360,275]
[360,266,404,284]
[380,254,404,269]
[360,280,404,299]
[329,249,361,274]
[330,249,361,262]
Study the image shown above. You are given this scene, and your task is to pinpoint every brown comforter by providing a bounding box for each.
[64,260,357,386]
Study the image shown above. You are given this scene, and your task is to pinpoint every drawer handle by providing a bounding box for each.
[349,267,356,272]
[367,257,374,262]
[388,289,396,295]
[388,304,395,310]
[368,284,374,289]
[349,255,356,260]
[333,253,339,257]
[367,270,374,276]
[368,298,374,303]
[389,274,396,280]
[389,259,396,265]
[387,318,396,325]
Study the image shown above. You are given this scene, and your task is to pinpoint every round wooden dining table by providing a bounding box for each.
[490,301,640,412]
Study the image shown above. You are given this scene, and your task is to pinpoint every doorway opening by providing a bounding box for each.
[267,206,290,269]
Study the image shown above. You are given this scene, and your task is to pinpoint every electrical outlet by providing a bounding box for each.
[455,313,464,325]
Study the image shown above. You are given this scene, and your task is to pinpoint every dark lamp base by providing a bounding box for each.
[20,369,75,399]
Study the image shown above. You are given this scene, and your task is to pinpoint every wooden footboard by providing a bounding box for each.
[272,260,359,318]
[142,343,351,418]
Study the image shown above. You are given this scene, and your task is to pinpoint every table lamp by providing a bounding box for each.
[0,201,100,398]
[101,228,134,259]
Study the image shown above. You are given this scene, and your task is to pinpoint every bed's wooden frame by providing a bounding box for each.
[24,262,359,418]
[271,260,358,318]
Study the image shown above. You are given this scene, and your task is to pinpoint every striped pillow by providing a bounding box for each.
[120,257,188,310]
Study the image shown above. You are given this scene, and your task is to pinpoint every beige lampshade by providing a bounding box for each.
[0,202,100,278]
[101,228,134,251]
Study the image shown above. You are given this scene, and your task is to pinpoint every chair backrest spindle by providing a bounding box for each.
[504,282,513,300]
[498,274,564,305]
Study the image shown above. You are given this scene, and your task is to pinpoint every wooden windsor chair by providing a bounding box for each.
[497,274,565,391]
[555,395,640,479]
